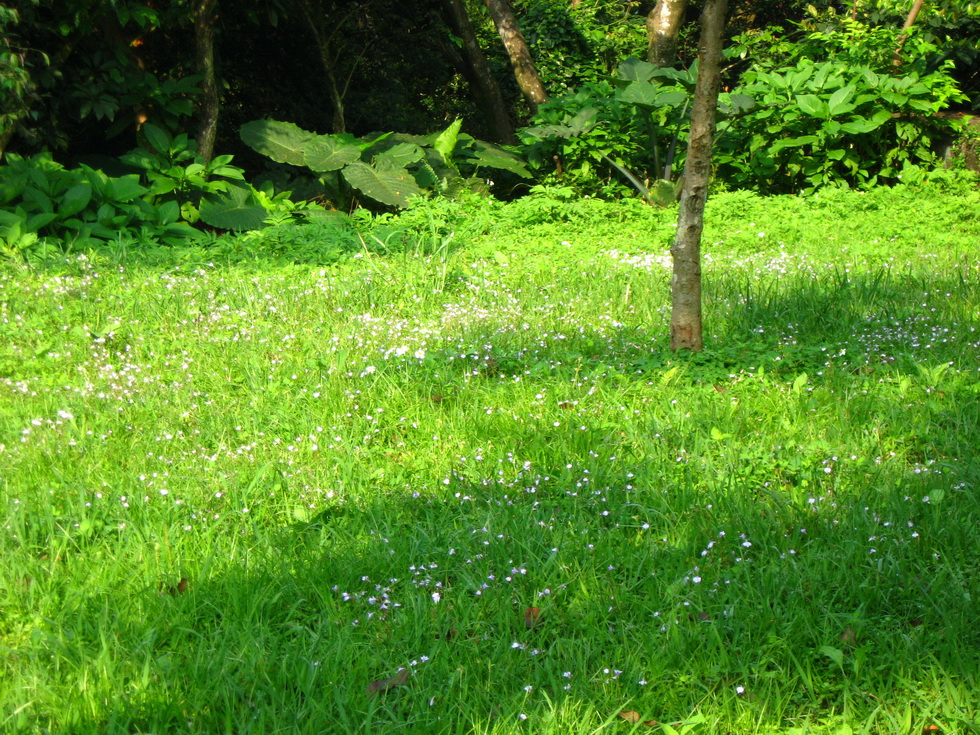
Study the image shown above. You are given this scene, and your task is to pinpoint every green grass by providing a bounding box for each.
[1,183,979,734]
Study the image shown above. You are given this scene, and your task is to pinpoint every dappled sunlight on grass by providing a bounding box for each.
[1,185,979,733]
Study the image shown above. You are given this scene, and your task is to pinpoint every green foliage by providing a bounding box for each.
[521,0,647,95]
[0,139,304,259]
[0,152,201,255]
[120,123,251,220]
[240,118,529,211]
[0,4,38,145]
[717,59,967,192]
[1,185,979,733]
[520,59,716,202]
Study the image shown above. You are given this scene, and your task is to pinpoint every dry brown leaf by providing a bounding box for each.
[618,711,659,727]
[160,577,190,596]
[524,607,542,629]
[366,668,409,697]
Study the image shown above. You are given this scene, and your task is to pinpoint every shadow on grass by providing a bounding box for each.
[38,423,980,733]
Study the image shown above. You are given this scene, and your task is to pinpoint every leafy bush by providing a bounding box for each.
[717,58,967,192]
[0,152,201,256]
[520,58,750,203]
[0,137,303,260]
[240,118,529,211]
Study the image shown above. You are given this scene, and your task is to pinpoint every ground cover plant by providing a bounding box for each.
[1,183,979,734]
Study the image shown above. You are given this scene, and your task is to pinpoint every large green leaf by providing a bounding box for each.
[240,120,315,166]
[60,183,93,218]
[199,183,267,230]
[374,142,425,169]
[106,175,148,203]
[432,119,463,161]
[342,161,420,208]
[617,56,658,83]
[467,142,531,178]
[827,85,856,117]
[840,110,891,135]
[304,135,361,172]
[619,81,661,108]
[523,122,575,140]
[797,94,828,119]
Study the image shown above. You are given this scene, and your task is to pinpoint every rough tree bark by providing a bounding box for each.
[893,0,926,67]
[194,0,220,163]
[441,0,517,144]
[669,0,727,352]
[646,0,689,68]
[483,0,548,114]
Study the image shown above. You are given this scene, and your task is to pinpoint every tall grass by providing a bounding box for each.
[1,183,978,733]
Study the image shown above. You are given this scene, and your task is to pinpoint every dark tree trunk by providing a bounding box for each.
[483,0,547,115]
[646,0,688,68]
[669,0,727,352]
[441,0,517,144]
[194,0,220,162]
[297,0,349,134]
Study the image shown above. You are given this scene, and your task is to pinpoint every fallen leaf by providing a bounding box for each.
[618,711,659,727]
[160,577,190,596]
[524,607,541,629]
[366,668,409,697]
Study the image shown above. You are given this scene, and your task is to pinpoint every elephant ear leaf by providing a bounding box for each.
[432,118,463,161]
[304,135,361,172]
[374,142,425,169]
[240,120,315,166]
[342,161,420,208]
[199,183,267,230]
[466,141,531,178]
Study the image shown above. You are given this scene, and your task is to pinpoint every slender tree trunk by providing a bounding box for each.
[483,0,547,115]
[669,0,727,352]
[893,0,926,67]
[441,0,517,144]
[646,0,689,68]
[297,0,348,133]
[194,0,220,162]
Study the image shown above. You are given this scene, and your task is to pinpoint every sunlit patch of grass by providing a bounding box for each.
[1,183,978,733]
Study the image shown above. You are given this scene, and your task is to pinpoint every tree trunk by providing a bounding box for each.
[893,0,926,67]
[646,0,688,68]
[297,0,348,134]
[194,0,220,163]
[483,0,547,115]
[441,0,517,144]
[669,0,727,353]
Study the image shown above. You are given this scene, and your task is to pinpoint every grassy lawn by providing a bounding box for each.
[1,184,979,734]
